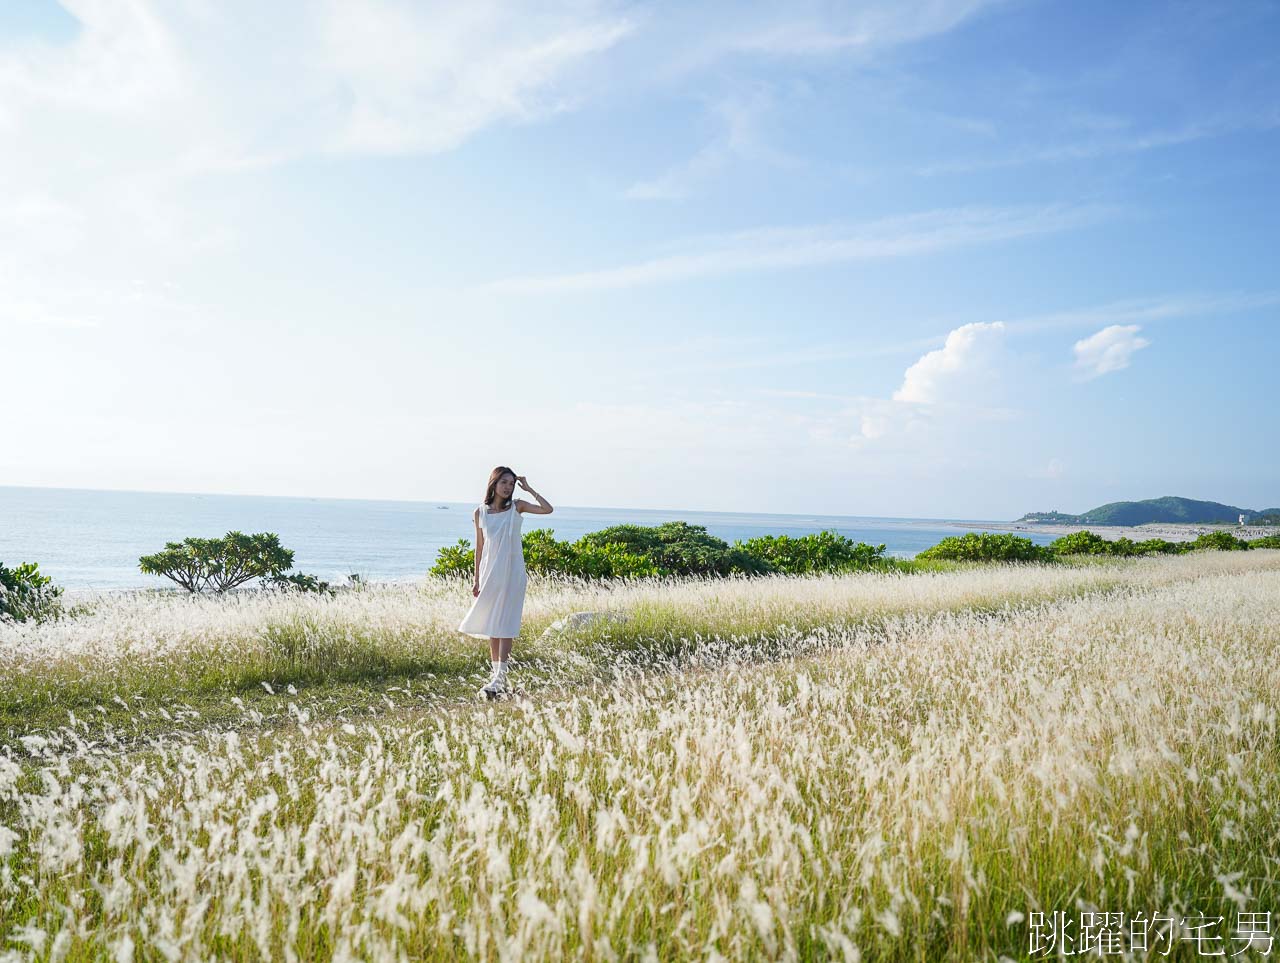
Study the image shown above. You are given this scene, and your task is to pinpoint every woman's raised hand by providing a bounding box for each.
[516,475,530,491]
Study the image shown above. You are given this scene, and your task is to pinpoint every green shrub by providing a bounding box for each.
[579,522,773,577]
[429,538,477,579]
[1109,537,1145,556]
[1048,530,1196,558]
[434,521,794,581]
[917,532,1054,563]
[523,529,661,579]
[567,542,660,579]
[1248,534,1280,549]
[735,530,888,574]
[522,529,582,577]
[431,529,663,581]
[573,524,662,557]
[1049,530,1115,556]
[1130,538,1187,555]
[1190,531,1251,552]
[0,560,64,624]
[433,523,1066,581]
[139,531,296,593]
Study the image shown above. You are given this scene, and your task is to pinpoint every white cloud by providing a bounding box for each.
[628,0,1011,88]
[1072,324,1150,379]
[845,397,934,450]
[0,0,636,331]
[623,141,731,201]
[893,321,1007,405]
[623,85,803,201]
[613,320,1024,465]
[1006,291,1280,334]
[913,115,1280,176]
[752,320,1022,458]
[317,2,634,157]
[637,291,1280,378]
[710,0,1009,58]
[733,321,1021,460]
[487,203,1113,293]
[0,1,635,164]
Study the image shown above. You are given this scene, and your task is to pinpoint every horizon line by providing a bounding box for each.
[3,482,1273,524]
[0,481,1021,524]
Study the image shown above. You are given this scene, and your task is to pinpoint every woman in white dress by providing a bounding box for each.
[457,466,554,696]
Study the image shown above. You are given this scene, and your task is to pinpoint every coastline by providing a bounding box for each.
[953,520,1278,543]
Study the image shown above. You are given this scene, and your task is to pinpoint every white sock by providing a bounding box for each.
[498,660,510,677]
[489,660,502,680]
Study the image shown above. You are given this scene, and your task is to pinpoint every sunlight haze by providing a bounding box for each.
[2,0,1277,517]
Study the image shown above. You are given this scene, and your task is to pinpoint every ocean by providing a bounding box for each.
[0,485,1054,592]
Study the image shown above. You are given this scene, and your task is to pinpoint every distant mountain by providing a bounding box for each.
[1018,496,1264,526]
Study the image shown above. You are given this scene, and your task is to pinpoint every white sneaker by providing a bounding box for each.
[481,668,506,699]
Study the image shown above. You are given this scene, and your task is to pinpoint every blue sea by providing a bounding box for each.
[0,486,1055,592]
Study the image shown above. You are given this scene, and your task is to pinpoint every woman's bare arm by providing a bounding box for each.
[516,481,554,515]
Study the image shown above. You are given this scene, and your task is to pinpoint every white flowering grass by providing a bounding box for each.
[1,552,1278,959]
[4,552,1277,741]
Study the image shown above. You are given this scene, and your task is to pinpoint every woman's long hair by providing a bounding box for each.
[484,466,517,510]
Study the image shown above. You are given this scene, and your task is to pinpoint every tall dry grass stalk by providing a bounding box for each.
[1,552,1278,959]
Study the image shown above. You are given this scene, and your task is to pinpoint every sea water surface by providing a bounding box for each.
[0,486,1053,592]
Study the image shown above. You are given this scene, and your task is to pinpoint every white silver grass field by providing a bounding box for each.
[1,552,1278,960]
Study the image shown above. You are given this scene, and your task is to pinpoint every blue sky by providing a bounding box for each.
[2,0,1277,518]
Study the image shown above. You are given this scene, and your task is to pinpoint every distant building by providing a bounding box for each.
[1239,514,1248,526]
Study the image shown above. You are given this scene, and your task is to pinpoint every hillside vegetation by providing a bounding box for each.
[1019,495,1273,526]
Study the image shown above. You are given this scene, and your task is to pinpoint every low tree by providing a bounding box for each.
[0,560,64,623]
[139,531,295,593]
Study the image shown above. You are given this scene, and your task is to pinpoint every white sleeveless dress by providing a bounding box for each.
[457,500,528,639]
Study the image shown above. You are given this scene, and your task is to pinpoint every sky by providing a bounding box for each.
[1,0,1278,519]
